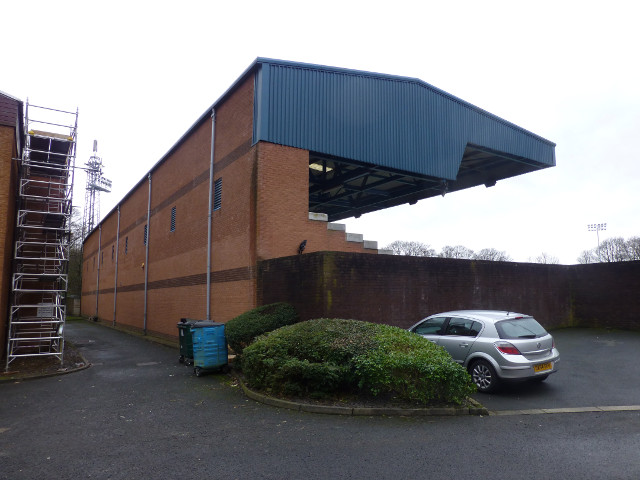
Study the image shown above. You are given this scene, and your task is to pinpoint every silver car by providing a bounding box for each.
[408,310,560,392]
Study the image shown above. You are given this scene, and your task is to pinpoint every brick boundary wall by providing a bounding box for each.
[257,252,640,331]
[569,261,640,330]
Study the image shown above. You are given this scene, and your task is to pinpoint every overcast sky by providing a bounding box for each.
[3,0,638,264]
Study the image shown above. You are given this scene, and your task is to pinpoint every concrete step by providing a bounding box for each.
[308,213,382,252]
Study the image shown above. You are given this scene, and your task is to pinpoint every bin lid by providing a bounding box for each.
[190,320,224,328]
[177,318,200,326]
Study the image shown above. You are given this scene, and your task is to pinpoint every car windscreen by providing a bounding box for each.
[495,317,547,339]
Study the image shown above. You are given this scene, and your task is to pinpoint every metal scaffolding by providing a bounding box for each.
[5,101,78,371]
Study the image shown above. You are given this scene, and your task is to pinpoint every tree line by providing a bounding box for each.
[383,240,515,262]
[384,236,640,265]
[577,236,640,264]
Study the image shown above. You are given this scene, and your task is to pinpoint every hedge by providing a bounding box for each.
[225,302,299,354]
[241,318,476,405]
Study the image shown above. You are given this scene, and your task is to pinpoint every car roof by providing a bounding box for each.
[428,310,531,324]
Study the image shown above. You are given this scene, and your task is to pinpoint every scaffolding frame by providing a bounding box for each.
[5,101,77,370]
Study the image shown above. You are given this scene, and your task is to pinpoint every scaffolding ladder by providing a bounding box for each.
[5,101,77,371]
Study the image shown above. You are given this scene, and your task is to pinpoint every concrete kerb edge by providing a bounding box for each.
[238,377,489,416]
[490,405,640,416]
[0,351,91,383]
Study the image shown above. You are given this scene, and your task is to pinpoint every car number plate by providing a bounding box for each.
[533,362,552,372]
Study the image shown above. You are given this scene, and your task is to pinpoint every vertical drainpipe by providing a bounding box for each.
[113,205,120,327]
[95,224,102,319]
[206,110,216,321]
[143,173,151,334]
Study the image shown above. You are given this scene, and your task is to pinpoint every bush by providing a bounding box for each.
[241,318,476,405]
[225,302,299,354]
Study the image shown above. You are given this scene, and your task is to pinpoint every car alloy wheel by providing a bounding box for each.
[470,360,498,393]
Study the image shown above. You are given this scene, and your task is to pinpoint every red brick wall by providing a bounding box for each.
[0,96,19,127]
[570,261,640,330]
[0,125,18,353]
[82,76,260,336]
[255,141,381,259]
[80,74,400,340]
[82,118,213,336]
[257,252,640,331]
[209,76,257,322]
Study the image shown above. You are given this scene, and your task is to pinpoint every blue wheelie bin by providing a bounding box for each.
[190,321,229,377]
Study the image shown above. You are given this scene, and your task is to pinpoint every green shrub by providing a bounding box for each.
[241,318,476,405]
[225,302,299,354]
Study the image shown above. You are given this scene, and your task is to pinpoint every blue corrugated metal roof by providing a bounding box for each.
[253,58,555,181]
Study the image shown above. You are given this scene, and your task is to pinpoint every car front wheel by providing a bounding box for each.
[470,360,499,393]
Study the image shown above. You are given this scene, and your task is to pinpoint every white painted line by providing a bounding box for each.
[491,405,640,416]
[597,405,640,412]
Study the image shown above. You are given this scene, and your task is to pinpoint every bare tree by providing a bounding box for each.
[439,245,475,259]
[474,248,512,262]
[384,240,436,257]
[578,236,640,263]
[530,252,560,264]
[576,249,597,264]
[626,236,640,260]
[67,209,84,297]
[598,237,629,262]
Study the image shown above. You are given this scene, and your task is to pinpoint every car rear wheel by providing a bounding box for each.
[470,360,499,393]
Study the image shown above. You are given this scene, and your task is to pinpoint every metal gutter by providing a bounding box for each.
[206,111,216,321]
[113,205,120,326]
[143,173,151,334]
[95,225,101,318]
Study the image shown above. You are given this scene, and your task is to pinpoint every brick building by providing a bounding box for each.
[0,91,23,355]
[81,59,557,338]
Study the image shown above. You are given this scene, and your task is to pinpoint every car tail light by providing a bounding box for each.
[494,341,521,355]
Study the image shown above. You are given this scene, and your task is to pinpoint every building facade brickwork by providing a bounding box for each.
[81,71,378,337]
[80,60,636,341]
[0,93,21,356]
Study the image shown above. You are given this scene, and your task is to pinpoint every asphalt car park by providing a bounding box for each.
[471,327,640,412]
[1,321,640,479]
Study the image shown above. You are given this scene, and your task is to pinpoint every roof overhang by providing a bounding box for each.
[309,143,550,221]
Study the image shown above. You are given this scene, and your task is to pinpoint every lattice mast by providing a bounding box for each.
[82,140,112,239]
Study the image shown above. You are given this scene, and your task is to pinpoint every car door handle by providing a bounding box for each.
[459,343,469,348]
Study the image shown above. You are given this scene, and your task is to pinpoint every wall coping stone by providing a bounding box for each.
[363,240,378,250]
[308,212,328,222]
